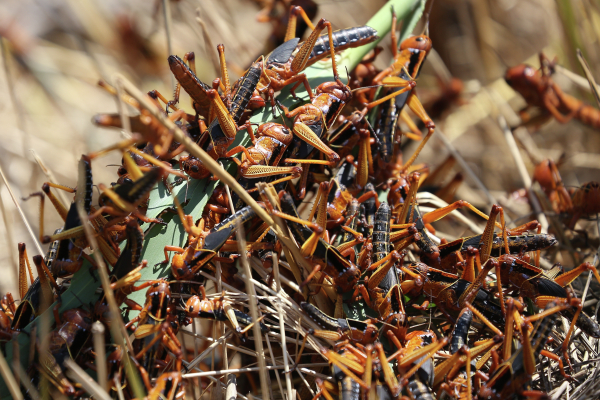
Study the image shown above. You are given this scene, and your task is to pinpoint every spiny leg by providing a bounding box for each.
[558,298,582,374]
[284,158,336,166]
[284,5,316,42]
[553,262,600,288]
[464,302,503,337]
[17,243,35,298]
[479,205,501,264]
[400,91,435,170]
[308,182,329,232]
[356,128,373,188]
[23,183,74,241]
[244,167,303,192]
[126,146,187,179]
[456,258,498,308]
[290,17,340,79]
[268,209,322,232]
[217,44,232,108]
[460,247,479,283]
[32,255,60,307]
[398,108,423,141]
[375,343,400,396]
[224,144,261,165]
[390,6,398,57]
[310,379,336,400]
[420,201,504,233]
[290,123,340,164]
[366,251,400,287]
[365,74,417,109]
[540,349,571,380]
[148,89,179,112]
[319,349,368,389]
[502,298,515,362]
[397,172,420,224]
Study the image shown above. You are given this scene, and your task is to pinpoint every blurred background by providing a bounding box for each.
[0,0,598,295]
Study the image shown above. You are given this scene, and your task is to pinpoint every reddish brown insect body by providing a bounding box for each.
[227,122,303,189]
[505,62,600,129]
[567,181,600,228]
[533,159,573,213]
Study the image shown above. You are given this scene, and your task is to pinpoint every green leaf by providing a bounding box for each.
[122,212,187,321]
[378,189,390,204]
[146,169,218,222]
[146,126,250,223]
[343,298,379,321]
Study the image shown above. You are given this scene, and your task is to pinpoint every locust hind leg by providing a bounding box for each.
[17,243,35,299]
[23,182,74,241]
[398,108,423,141]
[284,5,316,43]
[289,123,340,164]
[401,91,435,172]
[241,165,303,193]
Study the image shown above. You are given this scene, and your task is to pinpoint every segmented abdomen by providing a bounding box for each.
[577,103,600,130]
[79,156,93,214]
[45,228,62,275]
[308,26,378,65]
[300,302,340,331]
[374,95,397,163]
[450,308,472,354]
[340,376,360,400]
[407,379,435,400]
[371,202,391,264]
[231,63,261,123]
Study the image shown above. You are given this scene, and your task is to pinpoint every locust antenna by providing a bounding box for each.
[421,0,435,36]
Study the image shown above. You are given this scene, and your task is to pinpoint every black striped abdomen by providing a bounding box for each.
[308,26,378,64]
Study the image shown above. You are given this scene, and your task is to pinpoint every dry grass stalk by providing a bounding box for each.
[92,321,107,391]
[64,359,111,400]
[236,221,271,399]
[0,346,23,400]
[0,164,43,255]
